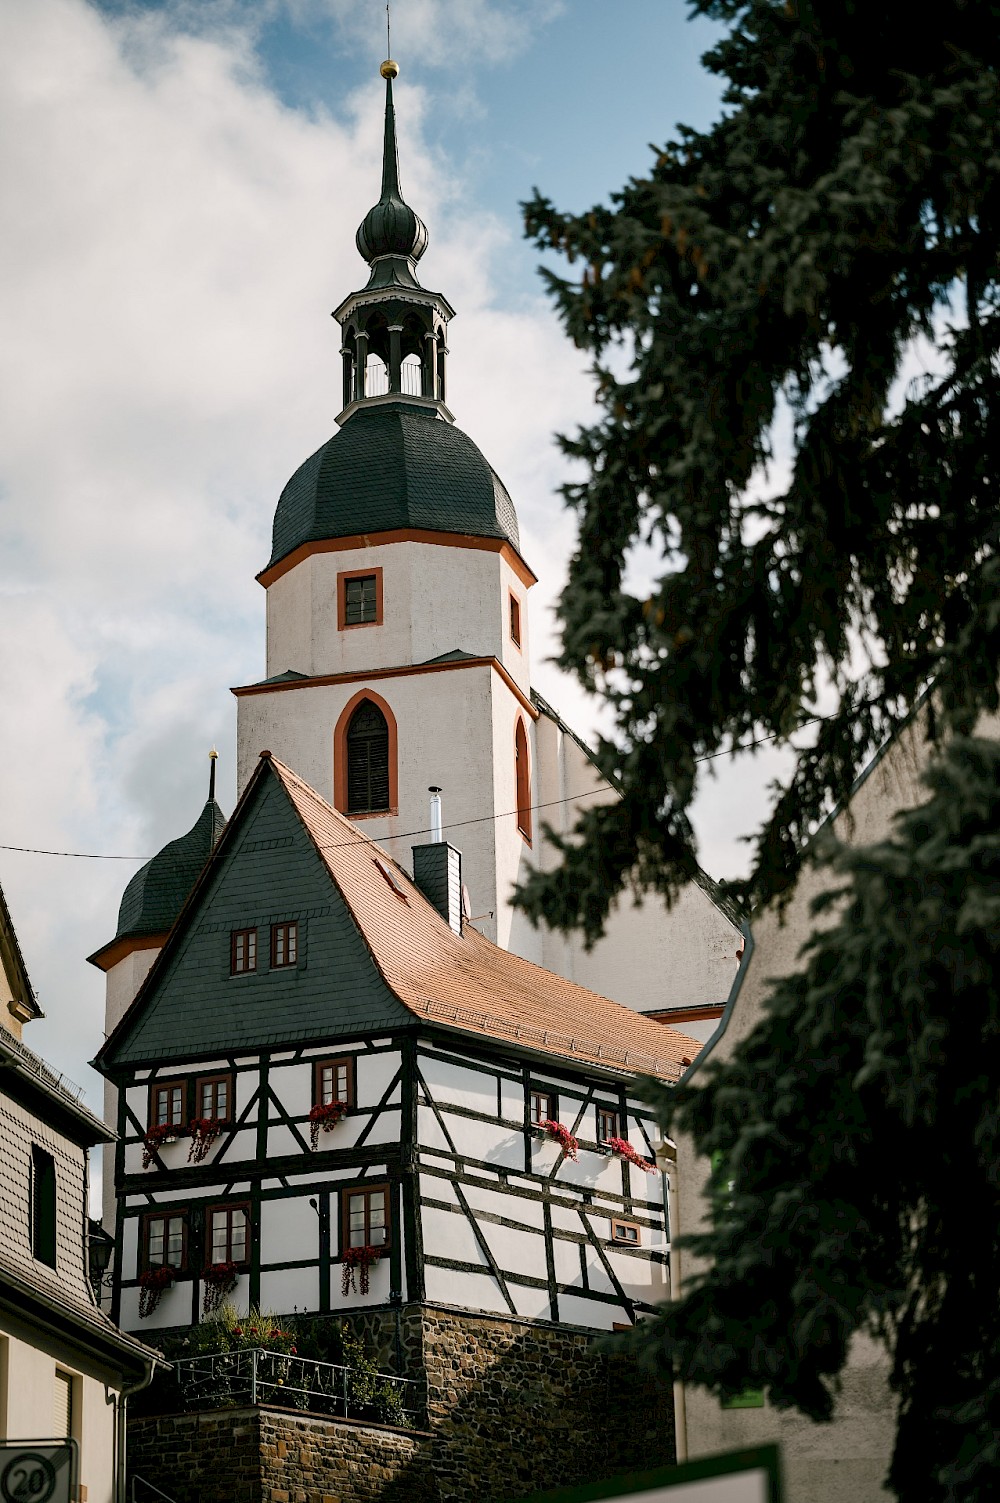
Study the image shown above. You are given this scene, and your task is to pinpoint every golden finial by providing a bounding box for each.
[380,58,399,79]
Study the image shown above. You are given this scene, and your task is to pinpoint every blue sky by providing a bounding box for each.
[0,0,771,1130]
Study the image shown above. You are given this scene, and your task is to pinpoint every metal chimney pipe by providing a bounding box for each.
[428,786,443,843]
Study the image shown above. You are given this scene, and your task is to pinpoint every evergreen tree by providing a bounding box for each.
[518,0,1000,939]
[632,736,1000,1503]
[520,3,1000,1497]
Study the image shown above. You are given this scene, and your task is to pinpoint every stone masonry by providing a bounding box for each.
[128,1303,675,1503]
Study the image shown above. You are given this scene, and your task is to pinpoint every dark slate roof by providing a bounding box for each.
[97,769,413,1068]
[0,880,41,1020]
[114,799,227,945]
[267,402,520,572]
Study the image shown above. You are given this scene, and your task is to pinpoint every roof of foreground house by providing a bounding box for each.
[96,753,700,1081]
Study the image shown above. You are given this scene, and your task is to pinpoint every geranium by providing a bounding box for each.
[187,1117,223,1164]
[308,1100,348,1150]
[138,1264,176,1319]
[605,1136,656,1173]
[202,1260,238,1316]
[539,1119,579,1161]
[142,1123,179,1170]
[341,1244,382,1297]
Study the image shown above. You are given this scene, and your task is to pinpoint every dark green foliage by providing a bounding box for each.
[518,0,1000,939]
[622,737,1000,1502]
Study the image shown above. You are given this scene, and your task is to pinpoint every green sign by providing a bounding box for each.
[516,1445,782,1503]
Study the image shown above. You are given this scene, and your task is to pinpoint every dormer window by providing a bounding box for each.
[338,568,383,630]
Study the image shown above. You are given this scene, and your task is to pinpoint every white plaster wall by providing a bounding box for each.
[423,1264,509,1316]
[508,707,743,1012]
[672,715,969,1498]
[260,1267,320,1313]
[102,946,160,1232]
[0,1318,120,1503]
[236,665,505,942]
[491,676,542,957]
[264,541,531,695]
[260,1196,317,1265]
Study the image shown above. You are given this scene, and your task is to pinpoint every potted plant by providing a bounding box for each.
[605,1136,656,1173]
[537,1119,579,1161]
[142,1122,180,1170]
[188,1116,223,1164]
[308,1099,348,1150]
[202,1260,239,1316]
[341,1244,382,1296]
[138,1264,176,1318]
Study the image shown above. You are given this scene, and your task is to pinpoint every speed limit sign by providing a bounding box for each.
[0,1442,76,1503]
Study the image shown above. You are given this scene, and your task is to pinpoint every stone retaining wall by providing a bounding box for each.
[128,1406,435,1503]
[130,1305,674,1503]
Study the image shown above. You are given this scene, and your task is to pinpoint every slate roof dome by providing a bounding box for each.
[267,402,521,573]
[114,797,227,947]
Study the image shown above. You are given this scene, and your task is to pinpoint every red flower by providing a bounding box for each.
[342,1244,382,1296]
[187,1117,224,1164]
[308,1100,349,1150]
[138,1264,176,1318]
[539,1120,579,1161]
[605,1136,656,1173]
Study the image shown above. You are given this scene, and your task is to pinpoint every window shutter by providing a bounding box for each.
[346,702,390,813]
[54,1370,74,1438]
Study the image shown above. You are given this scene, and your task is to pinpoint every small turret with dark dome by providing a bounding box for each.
[334,60,455,417]
[88,753,227,972]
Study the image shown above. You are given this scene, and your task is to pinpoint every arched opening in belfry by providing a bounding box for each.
[346,700,391,814]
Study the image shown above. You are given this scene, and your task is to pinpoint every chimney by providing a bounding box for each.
[413,788,462,934]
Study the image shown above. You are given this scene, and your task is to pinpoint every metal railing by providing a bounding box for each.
[363,357,424,398]
[131,1478,180,1502]
[170,1347,420,1428]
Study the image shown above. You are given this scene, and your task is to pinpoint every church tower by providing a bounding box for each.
[234,60,540,955]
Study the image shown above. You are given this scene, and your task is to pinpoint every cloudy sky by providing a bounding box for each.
[1,0,782,1130]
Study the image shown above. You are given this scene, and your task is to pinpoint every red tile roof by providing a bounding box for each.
[271,755,700,1082]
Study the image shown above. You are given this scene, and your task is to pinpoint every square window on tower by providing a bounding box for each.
[342,573,380,626]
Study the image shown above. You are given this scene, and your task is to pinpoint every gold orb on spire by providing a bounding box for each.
[380,58,399,79]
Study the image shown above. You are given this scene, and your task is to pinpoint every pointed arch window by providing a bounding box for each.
[515,717,531,842]
[346,700,391,814]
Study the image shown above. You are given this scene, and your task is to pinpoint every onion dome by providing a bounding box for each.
[88,757,226,969]
[265,401,520,575]
[355,62,428,266]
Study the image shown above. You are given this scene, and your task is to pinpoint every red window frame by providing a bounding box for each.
[231,928,257,975]
[529,1090,554,1126]
[514,717,531,842]
[314,1056,355,1109]
[149,1079,187,1129]
[509,590,522,648]
[206,1202,251,1268]
[194,1073,233,1124]
[270,921,298,968]
[341,1183,390,1253]
[597,1107,620,1144]
[610,1218,641,1246]
[142,1209,189,1272]
[337,567,384,630]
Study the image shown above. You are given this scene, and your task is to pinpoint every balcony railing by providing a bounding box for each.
[169,1346,420,1428]
[363,358,424,398]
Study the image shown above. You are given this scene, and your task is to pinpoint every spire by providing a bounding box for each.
[355,60,429,267]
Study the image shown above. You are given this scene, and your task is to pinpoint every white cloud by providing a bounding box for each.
[294,0,565,69]
[0,0,594,1120]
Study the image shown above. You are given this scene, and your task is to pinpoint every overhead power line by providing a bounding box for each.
[0,718,821,862]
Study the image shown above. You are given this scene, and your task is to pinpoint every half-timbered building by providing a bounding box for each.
[95,752,697,1336]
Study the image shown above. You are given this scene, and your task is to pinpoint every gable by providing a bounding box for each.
[101,767,412,1068]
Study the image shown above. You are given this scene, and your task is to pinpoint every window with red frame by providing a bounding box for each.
[271,921,298,968]
[151,1080,187,1129]
[207,1204,250,1266]
[529,1089,554,1126]
[231,928,256,974]
[143,1211,188,1271]
[610,1218,641,1246]
[597,1107,620,1143]
[315,1057,354,1109]
[509,593,521,647]
[342,1184,389,1251]
[195,1074,232,1123]
[515,718,531,841]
